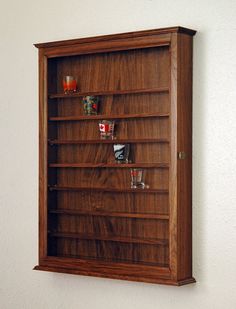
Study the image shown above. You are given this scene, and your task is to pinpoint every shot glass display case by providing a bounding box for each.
[34,26,196,286]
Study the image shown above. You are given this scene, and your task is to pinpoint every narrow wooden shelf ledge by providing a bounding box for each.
[48,254,170,268]
[49,163,169,168]
[49,209,170,220]
[49,231,169,246]
[49,112,170,122]
[48,185,169,194]
[48,138,170,145]
[48,87,169,99]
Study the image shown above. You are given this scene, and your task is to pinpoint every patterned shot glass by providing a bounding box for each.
[113,144,130,163]
[99,120,115,139]
[82,96,99,115]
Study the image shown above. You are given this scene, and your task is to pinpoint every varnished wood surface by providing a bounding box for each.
[176,34,193,280]
[55,168,168,189]
[34,265,195,286]
[49,87,169,99]
[49,186,169,194]
[34,26,196,49]
[49,138,170,145]
[38,49,48,260]
[35,255,175,283]
[56,119,169,140]
[40,255,171,275]
[49,209,169,220]
[36,26,196,285]
[51,239,169,266]
[55,191,169,215]
[53,214,168,238]
[49,163,169,168]
[49,232,169,246]
[169,33,194,281]
[55,143,169,164]
[54,92,170,118]
[49,112,169,121]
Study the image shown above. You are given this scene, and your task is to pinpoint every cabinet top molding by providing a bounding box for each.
[34,26,196,49]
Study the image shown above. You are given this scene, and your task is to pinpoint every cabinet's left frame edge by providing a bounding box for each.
[38,47,48,260]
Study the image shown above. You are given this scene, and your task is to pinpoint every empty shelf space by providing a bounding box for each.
[49,231,169,246]
[49,163,169,168]
[48,138,170,145]
[49,209,169,220]
[48,87,169,99]
[48,186,169,194]
[50,254,169,268]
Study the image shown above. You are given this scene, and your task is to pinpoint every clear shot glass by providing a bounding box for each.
[130,168,145,189]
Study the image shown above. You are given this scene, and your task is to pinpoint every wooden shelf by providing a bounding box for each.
[49,254,169,268]
[49,209,169,220]
[49,186,169,194]
[49,231,169,246]
[49,87,169,99]
[49,163,169,168]
[48,112,169,121]
[48,138,170,145]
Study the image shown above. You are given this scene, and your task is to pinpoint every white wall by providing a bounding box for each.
[1,0,236,308]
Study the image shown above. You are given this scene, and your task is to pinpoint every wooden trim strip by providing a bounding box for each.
[48,163,169,168]
[49,113,169,122]
[34,27,196,49]
[49,209,169,220]
[48,186,169,194]
[49,87,169,99]
[48,138,170,145]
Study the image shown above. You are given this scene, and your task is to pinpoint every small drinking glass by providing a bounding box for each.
[82,96,99,115]
[130,168,145,189]
[113,144,130,163]
[99,120,115,139]
[63,76,77,94]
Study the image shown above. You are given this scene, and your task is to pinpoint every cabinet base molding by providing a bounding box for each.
[34,265,196,286]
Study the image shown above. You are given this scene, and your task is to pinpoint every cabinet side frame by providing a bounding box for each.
[38,49,48,261]
[169,32,195,282]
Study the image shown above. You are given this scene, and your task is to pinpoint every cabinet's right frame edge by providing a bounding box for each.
[169,31,196,282]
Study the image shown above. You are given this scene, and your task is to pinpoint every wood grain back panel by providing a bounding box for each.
[55,238,169,266]
[54,215,168,239]
[56,167,168,189]
[55,118,169,140]
[54,93,169,118]
[46,45,171,268]
[56,143,169,164]
[53,191,169,215]
[48,46,170,93]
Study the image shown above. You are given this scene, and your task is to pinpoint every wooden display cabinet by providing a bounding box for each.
[34,26,196,286]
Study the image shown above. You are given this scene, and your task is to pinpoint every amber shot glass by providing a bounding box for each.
[63,76,77,94]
